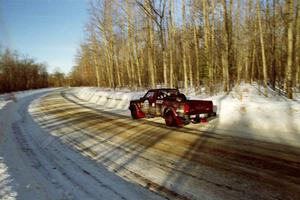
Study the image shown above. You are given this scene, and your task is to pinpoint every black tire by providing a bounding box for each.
[130,106,138,119]
[164,110,175,126]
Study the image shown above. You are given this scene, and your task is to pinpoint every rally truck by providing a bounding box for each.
[128,88,216,127]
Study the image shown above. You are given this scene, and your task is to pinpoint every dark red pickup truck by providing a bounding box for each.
[129,88,216,127]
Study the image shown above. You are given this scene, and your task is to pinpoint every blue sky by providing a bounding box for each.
[0,0,89,73]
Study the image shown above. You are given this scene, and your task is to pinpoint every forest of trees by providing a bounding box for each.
[0,48,66,93]
[71,0,300,99]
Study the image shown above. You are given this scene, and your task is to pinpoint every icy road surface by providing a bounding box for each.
[1,88,300,200]
[0,90,165,200]
[25,89,300,200]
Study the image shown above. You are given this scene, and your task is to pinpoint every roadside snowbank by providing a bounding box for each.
[70,84,300,147]
[189,84,300,129]
[204,84,300,146]
[71,87,146,110]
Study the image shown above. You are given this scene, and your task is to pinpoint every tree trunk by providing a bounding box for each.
[221,0,231,92]
[182,0,188,93]
[135,31,142,88]
[161,31,168,87]
[203,0,211,92]
[192,17,200,89]
[188,53,193,87]
[285,0,294,99]
[168,0,174,88]
[146,2,156,88]
[210,0,215,92]
[257,0,268,97]
[270,0,277,90]
[296,1,300,89]
[91,44,100,87]
[236,0,241,85]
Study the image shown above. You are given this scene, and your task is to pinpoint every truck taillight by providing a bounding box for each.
[184,104,190,113]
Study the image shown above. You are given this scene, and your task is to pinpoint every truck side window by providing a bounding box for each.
[176,93,186,101]
[157,91,165,99]
[145,91,155,99]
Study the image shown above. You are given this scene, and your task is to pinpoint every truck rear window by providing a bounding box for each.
[158,90,179,99]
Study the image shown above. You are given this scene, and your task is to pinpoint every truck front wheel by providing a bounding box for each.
[130,108,138,119]
[164,111,175,126]
[129,105,140,119]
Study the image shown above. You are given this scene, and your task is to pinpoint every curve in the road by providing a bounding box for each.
[29,89,300,200]
[0,90,165,200]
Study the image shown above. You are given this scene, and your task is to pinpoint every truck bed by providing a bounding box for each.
[185,100,214,115]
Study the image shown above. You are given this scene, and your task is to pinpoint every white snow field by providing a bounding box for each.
[71,83,300,147]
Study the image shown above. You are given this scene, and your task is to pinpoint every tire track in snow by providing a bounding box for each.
[18,97,157,200]
[12,100,99,200]
[1,90,165,200]
[30,90,300,200]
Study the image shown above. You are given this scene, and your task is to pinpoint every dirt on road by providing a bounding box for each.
[27,90,300,200]
[0,90,164,200]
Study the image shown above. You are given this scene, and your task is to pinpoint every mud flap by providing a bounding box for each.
[174,116,187,127]
[136,109,146,118]
[200,118,208,123]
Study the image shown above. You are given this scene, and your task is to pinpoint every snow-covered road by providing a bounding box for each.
[18,89,300,200]
[1,88,300,200]
[0,89,165,200]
